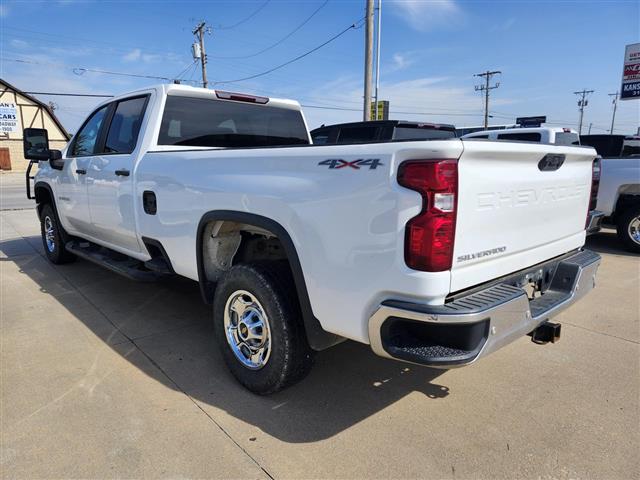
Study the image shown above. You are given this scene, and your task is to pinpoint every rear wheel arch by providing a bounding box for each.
[196,210,342,351]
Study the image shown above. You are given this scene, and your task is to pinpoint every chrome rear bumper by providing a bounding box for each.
[368,249,600,368]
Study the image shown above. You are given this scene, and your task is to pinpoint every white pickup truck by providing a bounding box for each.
[581,134,640,252]
[23,84,601,394]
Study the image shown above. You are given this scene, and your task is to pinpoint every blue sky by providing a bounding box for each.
[1,0,638,134]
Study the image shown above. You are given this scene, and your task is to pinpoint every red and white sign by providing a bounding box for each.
[621,43,640,100]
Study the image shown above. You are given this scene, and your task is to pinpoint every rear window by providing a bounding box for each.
[337,126,379,144]
[393,126,456,141]
[466,134,489,139]
[311,128,331,145]
[158,96,309,147]
[554,132,580,146]
[497,132,542,142]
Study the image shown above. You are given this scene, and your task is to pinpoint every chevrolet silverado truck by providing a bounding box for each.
[23,84,601,394]
[581,134,640,252]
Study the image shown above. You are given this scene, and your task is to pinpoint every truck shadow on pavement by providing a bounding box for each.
[585,229,640,258]
[2,235,450,443]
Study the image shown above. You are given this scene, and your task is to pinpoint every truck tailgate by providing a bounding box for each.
[451,140,597,292]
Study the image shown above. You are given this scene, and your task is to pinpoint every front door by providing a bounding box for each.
[57,104,110,235]
[86,95,148,254]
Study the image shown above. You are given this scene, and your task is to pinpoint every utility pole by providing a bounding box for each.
[193,22,210,88]
[588,123,593,134]
[573,89,594,135]
[474,70,501,129]
[363,0,374,121]
[608,91,619,134]
[373,0,382,120]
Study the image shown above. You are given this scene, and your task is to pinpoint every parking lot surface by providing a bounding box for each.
[1,205,638,479]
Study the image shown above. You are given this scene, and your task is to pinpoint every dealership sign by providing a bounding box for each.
[0,101,19,133]
[621,43,640,100]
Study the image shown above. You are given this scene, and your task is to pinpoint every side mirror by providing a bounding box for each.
[23,128,51,162]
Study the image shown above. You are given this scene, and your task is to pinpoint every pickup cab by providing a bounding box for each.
[23,84,601,394]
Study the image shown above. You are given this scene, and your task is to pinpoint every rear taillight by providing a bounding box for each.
[587,157,600,215]
[398,159,458,272]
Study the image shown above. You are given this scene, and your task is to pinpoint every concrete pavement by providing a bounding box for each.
[0,173,36,211]
[1,207,638,479]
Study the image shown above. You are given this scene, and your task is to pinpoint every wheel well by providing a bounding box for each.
[34,184,53,215]
[201,220,288,285]
[196,212,343,351]
[614,193,640,219]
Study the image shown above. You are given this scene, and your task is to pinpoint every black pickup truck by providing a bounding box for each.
[310,120,457,145]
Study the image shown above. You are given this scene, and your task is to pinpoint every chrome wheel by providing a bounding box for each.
[223,290,271,370]
[629,216,640,245]
[44,216,56,253]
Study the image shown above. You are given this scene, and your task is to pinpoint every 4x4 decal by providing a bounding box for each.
[318,158,383,170]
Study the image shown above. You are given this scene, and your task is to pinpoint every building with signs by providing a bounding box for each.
[0,78,70,172]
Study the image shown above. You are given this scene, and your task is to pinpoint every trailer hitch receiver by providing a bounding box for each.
[529,321,561,345]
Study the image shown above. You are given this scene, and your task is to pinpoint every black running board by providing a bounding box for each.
[65,240,167,282]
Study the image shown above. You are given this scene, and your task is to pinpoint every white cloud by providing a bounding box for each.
[300,74,519,130]
[391,53,414,72]
[123,48,142,62]
[123,48,165,63]
[10,39,29,49]
[389,0,464,32]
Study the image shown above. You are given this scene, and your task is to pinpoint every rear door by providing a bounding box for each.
[86,95,149,253]
[451,140,596,291]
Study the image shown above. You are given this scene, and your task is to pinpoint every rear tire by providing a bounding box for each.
[616,204,640,253]
[40,204,76,264]
[213,262,314,394]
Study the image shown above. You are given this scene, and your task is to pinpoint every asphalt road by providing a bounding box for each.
[0,173,36,211]
[1,205,638,478]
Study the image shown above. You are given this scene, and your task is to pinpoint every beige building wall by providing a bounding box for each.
[1,80,70,172]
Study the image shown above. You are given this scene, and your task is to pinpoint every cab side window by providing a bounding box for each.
[70,105,109,156]
[104,97,147,154]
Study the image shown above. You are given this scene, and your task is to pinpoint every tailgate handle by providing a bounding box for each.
[538,154,565,172]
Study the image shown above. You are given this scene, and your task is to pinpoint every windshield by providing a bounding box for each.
[158,96,309,148]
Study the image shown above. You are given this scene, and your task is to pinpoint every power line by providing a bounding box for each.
[212,17,365,85]
[21,92,114,98]
[573,89,594,135]
[1,56,199,84]
[216,0,271,30]
[209,0,329,60]
[474,70,501,129]
[192,22,211,88]
[608,91,619,134]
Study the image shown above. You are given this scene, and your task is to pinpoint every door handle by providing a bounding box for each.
[115,169,130,177]
[75,169,86,175]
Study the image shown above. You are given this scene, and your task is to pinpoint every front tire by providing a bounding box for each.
[213,263,314,394]
[40,204,76,264]
[616,205,640,253]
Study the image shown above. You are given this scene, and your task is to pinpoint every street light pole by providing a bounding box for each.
[373,0,382,120]
[363,0,374,121]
